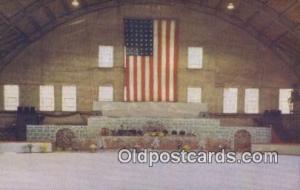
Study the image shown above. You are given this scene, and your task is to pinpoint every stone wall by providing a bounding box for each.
[0,4,296,113]
[27,125,88,142]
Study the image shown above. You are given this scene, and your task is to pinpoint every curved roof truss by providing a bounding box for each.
[0,0,299,76]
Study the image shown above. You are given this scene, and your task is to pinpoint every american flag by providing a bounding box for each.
[124,18,178,102]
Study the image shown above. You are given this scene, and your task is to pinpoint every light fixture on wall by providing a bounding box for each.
[227,2,235,10]
[71,0,80,7]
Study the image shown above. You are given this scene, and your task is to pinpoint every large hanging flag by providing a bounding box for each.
[124,18,178,102]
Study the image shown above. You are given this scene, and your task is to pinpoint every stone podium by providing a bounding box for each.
[93,101,208,118]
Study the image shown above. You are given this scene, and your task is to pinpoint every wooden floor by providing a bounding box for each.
[0,152,299,190]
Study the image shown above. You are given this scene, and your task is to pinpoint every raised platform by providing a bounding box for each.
[27,116,271,151]
[93,102,208,118]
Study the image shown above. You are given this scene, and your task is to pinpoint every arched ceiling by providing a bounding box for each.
[0,0,300,76]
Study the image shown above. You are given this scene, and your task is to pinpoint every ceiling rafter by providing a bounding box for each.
[0,30,24,44]
[8,0,53,22]
[279,0,299,17]
[81,0,89,7]
[257,22,273,36]
[269,21,300,47]
[270,31,288,46]
[181,0,204,6]
[15,0,43,33]
[0,11,28,39]
[0,0,117,64]
[215,0,224,11]
[0,37,26,49]
[41,3,56,22]
[242,0,297,29]
[242,11,260,27]
[279,39,300,56]
[28,15,43,32]
[60,0,71,14]
[240,0,299,50]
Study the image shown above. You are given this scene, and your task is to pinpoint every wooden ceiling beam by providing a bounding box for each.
[183,0,205,6]
[0,12,28,39]
[243,11,260,27]
[270,22,300,47]
[279,0,299,17]
[0,36,25,48]
[270,31,289,46]
[42,4,56,21]
[27,15,42,32]
[60,0,71,14]
[243,0,297,29]
[15,0,43,34]
[0,0,299,76]
[81,0,89,7]
[215,0,224,11]
[11,0,53,18]
[257,22,273,35]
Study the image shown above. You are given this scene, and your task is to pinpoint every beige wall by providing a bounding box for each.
[0,4,297,112]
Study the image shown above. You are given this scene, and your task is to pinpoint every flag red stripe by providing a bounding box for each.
[173,20,179,102]
[133,56,137,101]
[125,55,130,101]
[149,56,154,101]
[157,20,162,101]
[141,56,146,101]
[166,21,171,101]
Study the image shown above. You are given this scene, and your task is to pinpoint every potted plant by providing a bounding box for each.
[25,144,33,153]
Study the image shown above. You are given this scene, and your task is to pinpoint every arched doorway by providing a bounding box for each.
[234,130,251,152]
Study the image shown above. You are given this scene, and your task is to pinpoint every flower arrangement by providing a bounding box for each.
[39,144,48,153]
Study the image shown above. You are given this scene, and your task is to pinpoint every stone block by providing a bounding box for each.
[0,142,52,153]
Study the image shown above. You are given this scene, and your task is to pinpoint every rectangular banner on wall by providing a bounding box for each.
[123,18,178,102]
